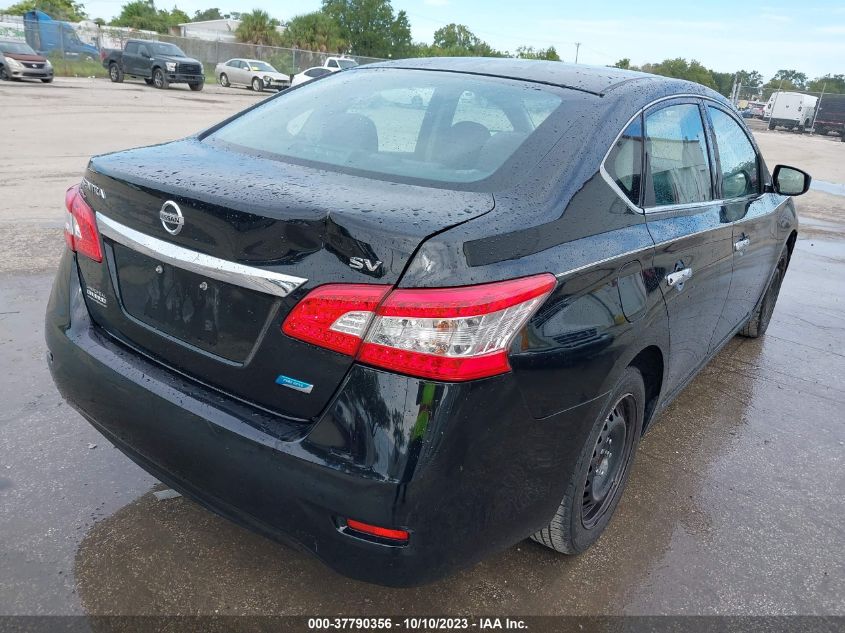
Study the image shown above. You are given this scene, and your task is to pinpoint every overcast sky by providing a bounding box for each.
[82,0,845,79]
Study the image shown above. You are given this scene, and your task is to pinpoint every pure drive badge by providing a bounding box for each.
[275,374,314,394]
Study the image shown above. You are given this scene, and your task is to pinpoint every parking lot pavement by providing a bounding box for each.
[1,79,844,615]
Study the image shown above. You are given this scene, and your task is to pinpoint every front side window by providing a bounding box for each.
[645,104,712,207]
[206,68,566,185]
[707,107,759,199]
[327,59,338,68]
[605,116,643,205]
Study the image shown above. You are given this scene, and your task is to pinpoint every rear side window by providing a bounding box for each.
[707,107,759,198]
[605,116,643,205]
[125,42,138,54]
[645,104,712,207]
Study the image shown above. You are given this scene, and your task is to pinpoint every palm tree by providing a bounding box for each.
[235,9,281,46]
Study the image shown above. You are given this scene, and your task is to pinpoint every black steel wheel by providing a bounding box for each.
[532,366,645,554]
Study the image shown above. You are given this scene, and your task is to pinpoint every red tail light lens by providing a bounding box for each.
[64,184,103,263]
[345,519,409,542]
[282,274,556,381]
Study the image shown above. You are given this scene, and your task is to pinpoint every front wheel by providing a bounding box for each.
[739,250,787,338]
[189,81,204,91]
[152,68,168,89]
[0,65,8,81]
[532,366,645,554]
[108,62,123,83]
[219,73,230,87]
[252,77,263,92]
[41,77,53,83]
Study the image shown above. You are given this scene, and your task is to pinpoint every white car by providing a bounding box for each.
[290,66,333,87]
[215,58,290,92]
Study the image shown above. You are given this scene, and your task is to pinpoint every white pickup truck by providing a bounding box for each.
[290,56,358,87]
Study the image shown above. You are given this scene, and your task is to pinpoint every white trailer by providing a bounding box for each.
[765,91,818,132]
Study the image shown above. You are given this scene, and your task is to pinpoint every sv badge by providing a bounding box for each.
[349,257,383,272]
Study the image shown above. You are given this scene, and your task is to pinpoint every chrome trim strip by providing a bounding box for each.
[97,213,308,298]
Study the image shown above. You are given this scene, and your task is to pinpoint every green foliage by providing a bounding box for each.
[735,70,762,89]
[2,0,86,21]
[281,10,347,53]
[807,74,845,94]
[110,1,190,33]
[642,58,717,89]
[612,58,631,70]
[235,9,281,45]
[428,22,502,57]
[771,69,807,90]
[321,0,411,58]
[515,46,559,61]
[47,52,107,76]
[192,7,223,21]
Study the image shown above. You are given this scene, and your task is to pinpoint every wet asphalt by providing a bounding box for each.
[0,79,844,616]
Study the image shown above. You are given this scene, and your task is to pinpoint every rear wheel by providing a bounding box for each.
[108,62,123,83]
[767,121,775,130]
[739,249,788,338]
[0,65,8,81]
[816,126,827,136]
[532,366,645,554]
[252,77,263,92]
[152,68,168,89]
[219,73,230,87]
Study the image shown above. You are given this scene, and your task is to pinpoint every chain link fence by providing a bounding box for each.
[1,13,385,80]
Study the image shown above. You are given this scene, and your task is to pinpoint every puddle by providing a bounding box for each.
[811,180,845,197]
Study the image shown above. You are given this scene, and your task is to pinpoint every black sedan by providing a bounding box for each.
[46,58,810,586]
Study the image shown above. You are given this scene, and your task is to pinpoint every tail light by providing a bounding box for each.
[282,274,556,381]
[64,184,103,263]
[345,519,409,543]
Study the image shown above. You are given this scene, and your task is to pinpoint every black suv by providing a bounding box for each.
[102,39,204,91]
[46,58,810,586]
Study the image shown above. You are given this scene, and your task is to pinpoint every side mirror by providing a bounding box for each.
[771,165,811,196]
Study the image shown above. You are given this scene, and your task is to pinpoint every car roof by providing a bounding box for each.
[361,57,722,100]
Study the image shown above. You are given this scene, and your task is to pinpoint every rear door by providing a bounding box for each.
[705,104,782,346]
[122,41,140,74]
[642,99,735,394]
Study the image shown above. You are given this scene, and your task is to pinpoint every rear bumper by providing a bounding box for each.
[45,251,602,586]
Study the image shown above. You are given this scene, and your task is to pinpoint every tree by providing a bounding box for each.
[192,7,223,21]
[770,69,807,90]
[322,0,413,58]
[735,70,762,90]
[641,58,716,89]
[430,23,501,57]
[111,1,190,32]
[807,74,845,94]
[2,0,86,21]
[281,11,347,53]
[710,71,734,97]
[235,9,281,45]
[612,58,632,70]
[515,45,559,61]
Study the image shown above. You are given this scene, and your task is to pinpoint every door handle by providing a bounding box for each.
[735,237,751,252]
[666,268,692,289]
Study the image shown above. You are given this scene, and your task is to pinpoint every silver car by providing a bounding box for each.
[215,58,290,92]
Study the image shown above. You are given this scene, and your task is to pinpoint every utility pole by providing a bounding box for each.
[574,42,581,63]
[811,82,825,134]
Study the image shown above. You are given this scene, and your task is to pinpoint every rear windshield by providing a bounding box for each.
[206,68,566,185]
[1,41,36,55]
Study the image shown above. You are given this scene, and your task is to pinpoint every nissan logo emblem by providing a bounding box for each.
[159,201,184,235]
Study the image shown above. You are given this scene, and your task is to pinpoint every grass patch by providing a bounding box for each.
[48,56,108,78]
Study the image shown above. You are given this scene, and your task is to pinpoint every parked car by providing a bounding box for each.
[765,91,818,132]
[46,58,809,587]
[215,58,290,92]
[102,39,204,91]
[323,55,357,71]
[812,93,845,141]
[290,65,332,87]
[0,38,53,82]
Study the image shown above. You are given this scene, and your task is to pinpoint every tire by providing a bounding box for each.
[144,77,154,85]
[816,127,827,136]
[219,73,230,87]
[108,62,123,83]
[252,77,263,92]
[0,65,8,81]
[767,121,775,130]
[152,68,168,90]
[532,366,645,554]
[40,77,53,83]
[189,81,204,92]
[738,249,788,338]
